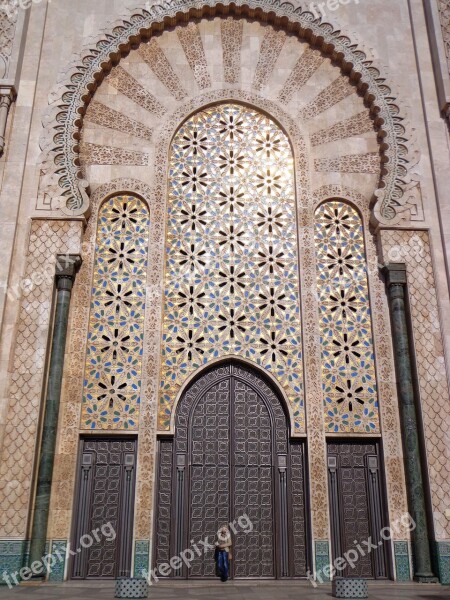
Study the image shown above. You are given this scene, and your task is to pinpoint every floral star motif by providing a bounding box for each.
[256,206,284,235]
[175,328,205,362]
[218,185,245,214]
[180,165,208,193]
[217,307,246,339]
[218,112,245,141]
[217,263,246,294]
[177,242,208,272]
[257,243,285,274]
[256,168,282,195]
[180,128,208,156]
[180,203,208,232]
[334,378,365,413]
[255,130,283,159]
[218,149,245,176]
[324,245,356,278]
[259,330,288,363]
[177,283,207,316]
[218,224,246,253]
[257,286,287,317]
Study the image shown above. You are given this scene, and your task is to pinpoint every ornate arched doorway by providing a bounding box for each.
[153,361,309,579]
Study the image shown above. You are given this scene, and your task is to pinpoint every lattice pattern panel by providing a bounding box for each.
[381,230,450,539]
[233,380,275,578]
[314,201,379,433]
[0,220,81,537]
[290,442,307,576]
[160,103,304,430]
[188,379,230,577]
[81,195,149,429]
[153,439,174,573]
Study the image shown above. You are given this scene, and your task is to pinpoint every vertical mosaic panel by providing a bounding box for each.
[134,540,150,578]
[81,195,149,429]
[435,541,450,585]
[314,201,379,433]
[0,540,26,584]
[48,540,67,582]
[160,103,304,431]
[394,541,411,582]
[314,540,330,583]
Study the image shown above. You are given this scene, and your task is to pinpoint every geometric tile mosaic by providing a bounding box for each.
[0,540,27,584]
[314,540,331,583]
[134,540,150,578]
[314,201,379,433]
[81,195,150,429]
[48,540,67,582]
[393,541,411,582]
[159,103,304,431]
[435,541,450,585]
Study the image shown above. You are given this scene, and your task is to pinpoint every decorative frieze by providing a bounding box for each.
[38,1,413,223]
[176,22,212,90]
[221,18,243,85]
[314,153,380,174]
[84,100,153,141]
[138,40,187,101]
[277,47,324,105]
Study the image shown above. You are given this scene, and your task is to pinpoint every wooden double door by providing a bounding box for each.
[154,362,309,579]
[328,441,390,579]
[71,438,137,579]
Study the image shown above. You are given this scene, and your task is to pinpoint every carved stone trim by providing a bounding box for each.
[312,184,409,538]
[0,7,18,79]
[39,0,411,224]
[49,178,155,541]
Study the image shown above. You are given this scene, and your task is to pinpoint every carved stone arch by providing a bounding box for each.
[171,356,295,440]
[82,177,154,219]
[40,0,411,224]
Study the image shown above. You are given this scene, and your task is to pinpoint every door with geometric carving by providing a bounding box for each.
[71,438,136,579]
[327,441,389,579]
[154,362,309,579]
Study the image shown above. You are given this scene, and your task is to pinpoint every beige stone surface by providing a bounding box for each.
[380,229,450,540]
[0,1,447,580]
[0,219,82,537]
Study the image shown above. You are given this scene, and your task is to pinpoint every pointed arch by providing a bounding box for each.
[159,101,304,432]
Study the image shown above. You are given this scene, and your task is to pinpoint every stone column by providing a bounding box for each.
[29,255,82,577]
[0,86,15,156]
[382,263,437,583]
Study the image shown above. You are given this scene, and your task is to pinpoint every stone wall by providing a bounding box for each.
[0,0,449,584]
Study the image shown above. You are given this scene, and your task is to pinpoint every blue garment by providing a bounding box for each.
[217,549,229,581]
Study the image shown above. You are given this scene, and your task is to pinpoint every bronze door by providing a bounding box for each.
[327,441,389,579]
[71,438,136,579]
[154,362,309,579]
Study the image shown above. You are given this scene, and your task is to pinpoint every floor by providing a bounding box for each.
[0,581,448,600]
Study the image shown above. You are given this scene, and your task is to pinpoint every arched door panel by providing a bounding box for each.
[153,362,309,579]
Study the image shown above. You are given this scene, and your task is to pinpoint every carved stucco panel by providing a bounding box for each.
[38,1,414,225]
[380,229,450,540]
[0,220,82,538]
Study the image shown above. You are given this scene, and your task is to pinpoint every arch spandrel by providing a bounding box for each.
[38,1,412,225]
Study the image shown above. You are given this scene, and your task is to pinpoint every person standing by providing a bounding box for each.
[215,525,232,582]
